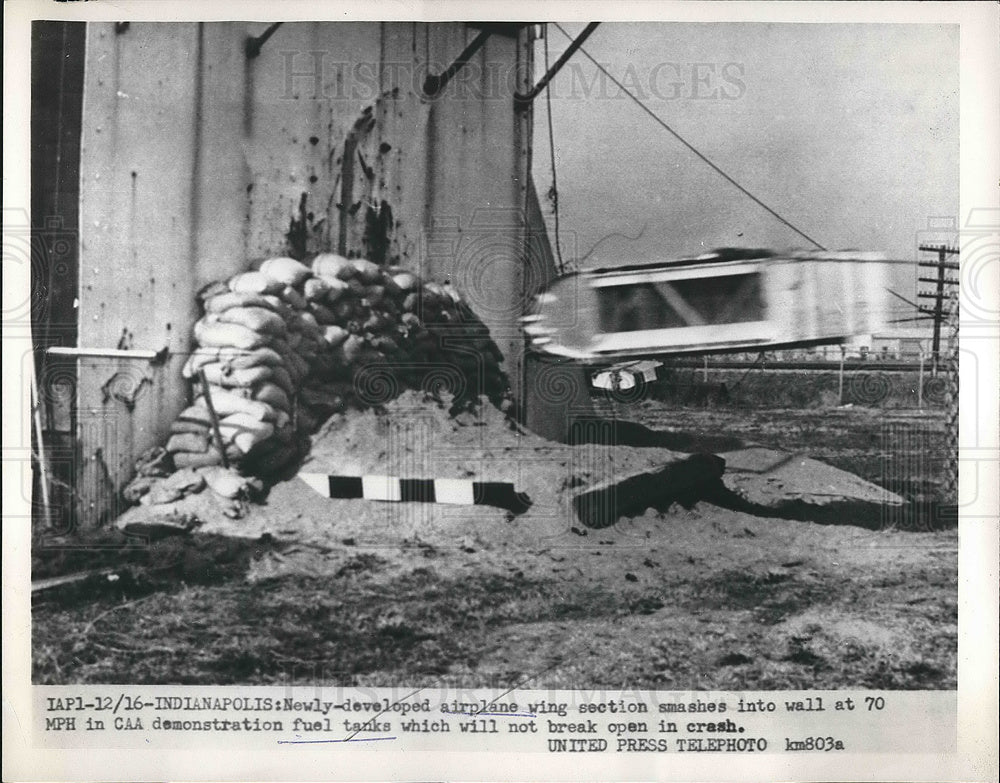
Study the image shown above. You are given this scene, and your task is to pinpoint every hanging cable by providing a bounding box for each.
[552,23,826,251]
[544,25,565,273]
[579,221,648,265]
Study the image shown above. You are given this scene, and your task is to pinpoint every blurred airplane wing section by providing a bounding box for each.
[523,250,891,362]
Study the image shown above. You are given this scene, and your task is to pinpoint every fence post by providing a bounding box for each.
[917,351,925,410]
[837,348,845,405]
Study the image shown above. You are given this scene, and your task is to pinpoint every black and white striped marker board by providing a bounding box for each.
[298,474,532,514]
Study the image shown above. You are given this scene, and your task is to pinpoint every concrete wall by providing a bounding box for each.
[75,21,552,525]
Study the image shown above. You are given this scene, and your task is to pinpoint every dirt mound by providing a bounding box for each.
[117,389,910,552]
[306,390,535,476]
[117,391,698,548]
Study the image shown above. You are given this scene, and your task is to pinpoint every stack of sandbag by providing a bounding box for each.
[298,253,508,416]
[167,258,318,475]
[156,253,508,485]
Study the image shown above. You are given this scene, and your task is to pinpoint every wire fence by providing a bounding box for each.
[639,362,950,411]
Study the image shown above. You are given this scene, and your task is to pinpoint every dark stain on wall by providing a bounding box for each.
[363,199,394,264]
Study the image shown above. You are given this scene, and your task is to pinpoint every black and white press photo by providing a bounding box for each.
[4,3,998,781]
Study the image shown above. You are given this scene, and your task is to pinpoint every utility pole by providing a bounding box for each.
[916,244,959,372]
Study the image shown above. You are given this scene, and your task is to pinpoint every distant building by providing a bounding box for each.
[773,329,932,361]
[869,328,933,360]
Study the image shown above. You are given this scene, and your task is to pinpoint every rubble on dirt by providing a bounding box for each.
[116,510,202,540]
[117,389,693,541]
[117,385,908,548]
[571,453,726,528]
[716,447,905,526]
[122,448,265,509]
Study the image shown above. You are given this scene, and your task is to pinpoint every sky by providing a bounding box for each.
[532,22,960,328]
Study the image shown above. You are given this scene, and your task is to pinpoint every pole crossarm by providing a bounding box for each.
[513,22,600,109]
[918,244,960,255]
[422,28,493,98]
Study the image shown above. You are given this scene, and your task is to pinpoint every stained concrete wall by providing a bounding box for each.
[76,21,554,525]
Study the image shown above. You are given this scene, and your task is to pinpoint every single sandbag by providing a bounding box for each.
[392,271,421,292]
[221,346,286,370]
[206,382,253,400]
[201,362,277,389]
[303,276,332,302]
[217,306,287,337]
[363,285,386,306]
[219,363,293,398]
[400,313,423,330]
[198,280,230,301]
[166,432,211,454]
[402,292,421,313]
[309,301,339,325]
[341,334,368,364]
[229,271,285,296]
[321,276,350,303]
[204,291,288,316]
[236,432,284,460]
[281,286,308,310]
[322,325,350,347]
[346,278,367,298]
[312,253,354,280]
[172,445,240,470]
[351,258,382,285]
[267,365,295,396]
[172,452,221,470]
[219,412,275,435]
[195,394,289,430]
[270,336,293,356]
[182,347,222,378]
[442,283,464,304]
[218,414,275,453]
[194,319,272,351]
[122,475,156,504]
[370,335,399,354]
[260,257,311,287]
[170,419,211,436]
[198,465,251,499]
[297,311,323,339]
[422,283,446,308]
[253,382,291,411]
[162,467,207,494]
[175,405,213,427]
[195,388,277,422]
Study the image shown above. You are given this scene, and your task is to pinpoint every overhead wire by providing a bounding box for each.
[579,221,649,265]
[551,23,827,251]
